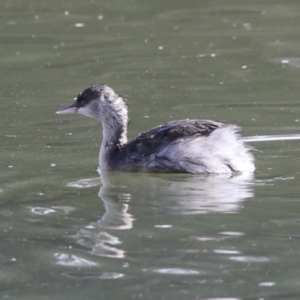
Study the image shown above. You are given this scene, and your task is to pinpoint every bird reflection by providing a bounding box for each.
[70,175,134,259]
[160,172,254,214]
[69,171,254,259]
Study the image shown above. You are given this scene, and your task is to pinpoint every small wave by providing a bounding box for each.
[67,178,101,188]
[243,134,300,143]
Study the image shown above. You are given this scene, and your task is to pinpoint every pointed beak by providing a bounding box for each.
[56,103,77,114]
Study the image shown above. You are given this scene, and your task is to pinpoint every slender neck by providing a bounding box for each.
[99,112,128,170]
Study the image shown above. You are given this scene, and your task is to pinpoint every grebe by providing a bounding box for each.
[56,84,255,174]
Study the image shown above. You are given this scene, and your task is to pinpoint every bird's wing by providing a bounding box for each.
[123,119,236,156]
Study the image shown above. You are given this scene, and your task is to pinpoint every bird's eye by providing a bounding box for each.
[77,99,84,107]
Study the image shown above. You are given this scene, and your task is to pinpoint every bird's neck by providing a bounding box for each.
[99,114,128,170]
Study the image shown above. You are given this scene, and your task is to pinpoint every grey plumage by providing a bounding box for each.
[56,84,255,174]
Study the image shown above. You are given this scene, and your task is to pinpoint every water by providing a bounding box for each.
[1,0,300,299]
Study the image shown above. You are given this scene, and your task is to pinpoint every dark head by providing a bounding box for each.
[56,84,128,124]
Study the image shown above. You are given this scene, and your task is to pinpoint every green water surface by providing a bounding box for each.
[1,0,300,299]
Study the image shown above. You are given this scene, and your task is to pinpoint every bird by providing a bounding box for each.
[56,84,255,174]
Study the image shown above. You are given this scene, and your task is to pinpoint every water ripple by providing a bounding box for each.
[61,271,124,280]
[55,253,98,267]
[153,268,200,275]
[214,249,241,254]
[229,256,270,263]
[219,231,245,236]
[259,282,276,287]
[202,298,242,300]
[31,207,56,215]
[67,178,101,188]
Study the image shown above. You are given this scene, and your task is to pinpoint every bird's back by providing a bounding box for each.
[107,119,254,173]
